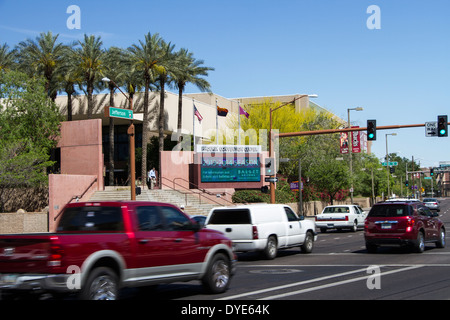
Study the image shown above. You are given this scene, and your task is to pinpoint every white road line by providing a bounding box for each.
[217,267,369,300]
[259,265,423,300]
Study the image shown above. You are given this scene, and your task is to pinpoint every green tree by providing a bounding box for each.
[128,32,164,185]
[73,34,105,118]
[102,46,128,186]
[0,43,16,72]
[0,71,63,211]
[172,48,214,133]
[15,31,65,101]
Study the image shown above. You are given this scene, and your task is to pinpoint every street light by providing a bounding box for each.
[347,107,364,204]
[102,77,136,201]
[269,94,318,204]
[385,133,397,198]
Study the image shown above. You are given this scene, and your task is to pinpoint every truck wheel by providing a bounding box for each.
[351,220,358,232]
[301,231,314,253]
[414,231,425,253]
[263,236,278,260]
[436,227,446,248]
[79,267,119,300]
[202,253,231,294]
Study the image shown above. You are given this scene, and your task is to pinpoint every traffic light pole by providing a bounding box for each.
[277,122,444,138]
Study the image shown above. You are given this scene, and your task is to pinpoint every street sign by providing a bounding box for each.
[104,106,133,120]
[290,181,303,191]
[264,177,278,183]
[425,121,437,137]
[381,162,398,166]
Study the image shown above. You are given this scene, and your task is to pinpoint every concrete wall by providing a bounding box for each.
[48,174,98,232]
[48,119,104,232]
[0,212,48,234]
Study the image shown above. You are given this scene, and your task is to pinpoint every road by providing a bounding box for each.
[123,198,450,302]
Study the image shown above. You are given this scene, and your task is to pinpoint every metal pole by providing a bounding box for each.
[128,96,136,201]
[298,158,303,217]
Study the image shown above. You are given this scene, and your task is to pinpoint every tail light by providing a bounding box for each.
[252,226,259,239]
[406,217,414,232]
[48,237,64,268]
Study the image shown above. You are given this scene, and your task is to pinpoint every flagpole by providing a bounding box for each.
[192,99,196,152]
[238,102,241,145]
[215,98,219,144]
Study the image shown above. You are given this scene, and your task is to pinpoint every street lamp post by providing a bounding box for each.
[102,77,136,201]
[269,94,318,204]
[347,107,363,204]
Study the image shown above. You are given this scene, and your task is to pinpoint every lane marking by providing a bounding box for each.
[259,265,423,300]
[217,267,369,300]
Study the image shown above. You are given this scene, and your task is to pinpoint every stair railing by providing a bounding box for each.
[160,177,243,207]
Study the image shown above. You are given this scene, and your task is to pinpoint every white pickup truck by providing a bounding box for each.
[315,205,367,233]
[205,204,317,260]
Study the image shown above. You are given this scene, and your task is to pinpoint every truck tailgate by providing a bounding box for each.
[206,224,253,241]
[0,234,55,273]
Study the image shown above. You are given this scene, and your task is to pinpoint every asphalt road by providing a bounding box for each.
[127,198,450,301]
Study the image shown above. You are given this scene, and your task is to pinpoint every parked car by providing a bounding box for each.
[364,200,445,253]
[423,198,440,212]
[205,204,317,260]
[190,215,207,227]
[0,201,236,299]
[315,205,367,233]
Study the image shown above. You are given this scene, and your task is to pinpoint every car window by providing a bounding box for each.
[160,206,192,231]
[208,209,251,224]
[136,206,165,231]
[323,206,350,214]
[284,207,298,221]
[418,206,433,217]
[58,206,123,232]
[368,205,411,217]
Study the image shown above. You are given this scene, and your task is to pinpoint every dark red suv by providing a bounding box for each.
[364,201,446,253]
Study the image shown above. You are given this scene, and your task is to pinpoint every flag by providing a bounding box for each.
[239,105,249,118]
[217,106,228,117]
[194,105,203,122]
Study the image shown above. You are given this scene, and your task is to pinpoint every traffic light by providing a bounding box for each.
[430,168,434,176]
[264,158,275,176]
[390,167,395,174]
[367,120,376,141]
[437,115,448,137]
[405,180,409,187]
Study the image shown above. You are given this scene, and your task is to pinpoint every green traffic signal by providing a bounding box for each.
[367,120,376,141]
[438,115,448,137]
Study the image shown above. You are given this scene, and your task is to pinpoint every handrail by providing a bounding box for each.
[172,177,248,205]
[160,177,243,207]
[53,177,98,221]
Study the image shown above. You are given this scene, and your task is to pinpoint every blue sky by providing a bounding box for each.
[1,0,449,168]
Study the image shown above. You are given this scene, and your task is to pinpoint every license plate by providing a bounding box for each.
[381,224,391,229]
[0,274,18,284]
[327,224,334,227]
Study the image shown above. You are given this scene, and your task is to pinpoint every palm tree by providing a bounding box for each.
[73,34,105,118]
[173,48,214,133]
[0,43,16,72]
[128,32,165,186]
[103,46,127,186]
[57,44,82,121]
[15,31,65,100]
[155,39,176,187]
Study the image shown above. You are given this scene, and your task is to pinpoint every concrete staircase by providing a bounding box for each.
[88,187,221,216]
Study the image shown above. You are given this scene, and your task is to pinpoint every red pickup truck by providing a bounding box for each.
[0,201,236,300]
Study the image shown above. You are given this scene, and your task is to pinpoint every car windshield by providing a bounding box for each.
[423,198,437,203]
[368,204,411,217]
[323,207,350,214]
